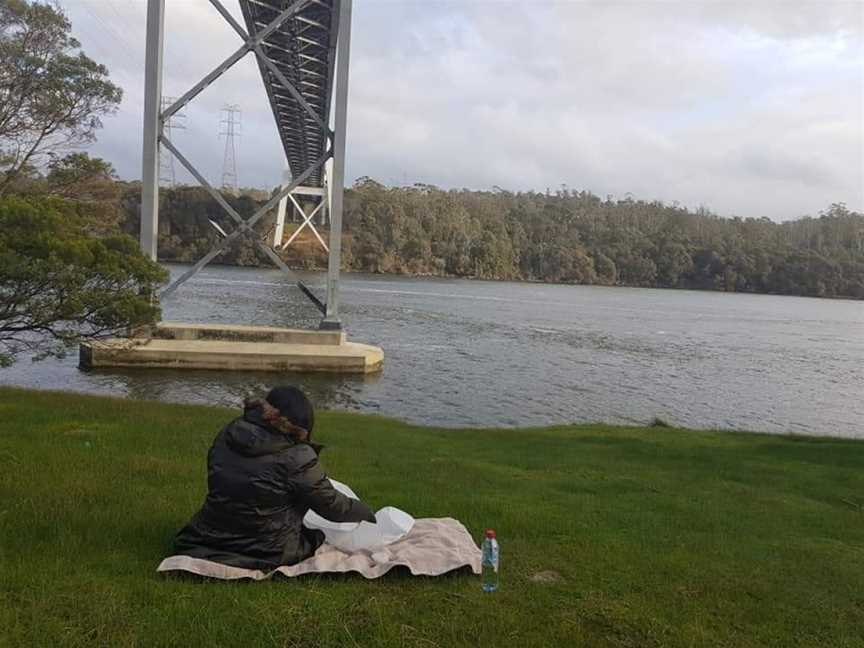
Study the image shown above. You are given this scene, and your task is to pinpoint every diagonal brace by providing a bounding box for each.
[208,0,248,41]
[159,135,327,313]
[282,194,328,252]
[162,0,314,122]
[159,139,332,300]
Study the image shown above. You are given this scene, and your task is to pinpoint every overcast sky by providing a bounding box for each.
[59,0,863,221]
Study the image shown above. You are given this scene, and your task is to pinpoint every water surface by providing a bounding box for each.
[2,264,862,437]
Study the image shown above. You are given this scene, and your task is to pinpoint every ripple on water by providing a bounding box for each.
[1,265,862,437]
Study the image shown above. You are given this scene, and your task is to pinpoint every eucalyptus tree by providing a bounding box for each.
[0,0,121,195]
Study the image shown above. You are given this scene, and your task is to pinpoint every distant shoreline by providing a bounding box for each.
[160,259,864,302]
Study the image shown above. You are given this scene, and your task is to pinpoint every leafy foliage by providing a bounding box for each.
[342,181,864,299]
[0,0,122,195]
[44,152,123,235]
[0,196,168,365]
[46,152,116,196]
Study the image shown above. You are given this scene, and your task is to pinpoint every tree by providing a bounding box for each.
[0,196,168,366]
[593,252,618,285]
[655,241,694,287]
[46,152,116,198]
[44,152,122,234]
[0,0,122,195]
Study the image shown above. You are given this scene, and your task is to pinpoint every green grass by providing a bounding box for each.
[1,386,863,647]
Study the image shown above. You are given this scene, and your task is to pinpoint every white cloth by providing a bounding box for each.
[302,478,415,553]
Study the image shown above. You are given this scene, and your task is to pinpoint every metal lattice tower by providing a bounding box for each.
[140,0,353,329]
[158,96,185,187]
[219,104,241,193]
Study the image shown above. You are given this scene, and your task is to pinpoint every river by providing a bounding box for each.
[3,264,862,437]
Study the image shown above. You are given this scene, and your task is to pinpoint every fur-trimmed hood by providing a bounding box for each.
[243,398,310,441]
[228,398,323,457]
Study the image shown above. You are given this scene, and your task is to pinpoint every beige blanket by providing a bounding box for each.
[157,518,480,580]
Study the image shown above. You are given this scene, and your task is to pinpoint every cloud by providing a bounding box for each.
[58,0,863,220]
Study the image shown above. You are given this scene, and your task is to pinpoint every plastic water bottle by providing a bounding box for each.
[481,529,499,592]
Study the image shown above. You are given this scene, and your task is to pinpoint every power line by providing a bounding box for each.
[77,0,133,61]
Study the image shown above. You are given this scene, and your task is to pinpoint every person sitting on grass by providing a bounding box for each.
[173,385,376,570]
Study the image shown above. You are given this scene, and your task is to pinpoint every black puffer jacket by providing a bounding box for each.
[174,402,375,570]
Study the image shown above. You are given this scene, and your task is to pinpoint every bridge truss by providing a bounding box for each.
[140,0,352,329]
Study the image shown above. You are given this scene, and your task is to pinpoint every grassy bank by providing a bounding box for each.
[0,387,862,647]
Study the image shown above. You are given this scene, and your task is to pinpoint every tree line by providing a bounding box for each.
[120,178,864,300]
[344,179,864,298]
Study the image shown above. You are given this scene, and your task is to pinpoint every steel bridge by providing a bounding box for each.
[140,0,352,329]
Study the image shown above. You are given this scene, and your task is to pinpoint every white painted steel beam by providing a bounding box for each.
[322,0,352,330]
[297,188,325,197]
[285,193,328,251]
[274,166,291,247]
[140,0,165,261]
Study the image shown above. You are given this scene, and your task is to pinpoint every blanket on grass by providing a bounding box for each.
[157,518,480,580]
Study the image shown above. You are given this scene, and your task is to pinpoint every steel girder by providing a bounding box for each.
[238,0,337,188]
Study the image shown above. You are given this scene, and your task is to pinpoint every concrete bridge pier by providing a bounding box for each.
[80,323,383,374]
[81,0,383,375]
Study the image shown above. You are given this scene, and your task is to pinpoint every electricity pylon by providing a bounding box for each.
[158,96,185,187]
[219,104,241,194]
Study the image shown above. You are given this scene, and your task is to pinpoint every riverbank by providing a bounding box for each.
[1,387,862,646]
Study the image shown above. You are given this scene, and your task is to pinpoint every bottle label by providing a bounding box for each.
[483,542,499,571]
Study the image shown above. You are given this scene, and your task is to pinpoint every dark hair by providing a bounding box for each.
[265,386,315,436]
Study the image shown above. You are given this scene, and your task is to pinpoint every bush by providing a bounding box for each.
[0,196,168,365]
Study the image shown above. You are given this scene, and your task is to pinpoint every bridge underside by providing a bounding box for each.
[239,0,337,189]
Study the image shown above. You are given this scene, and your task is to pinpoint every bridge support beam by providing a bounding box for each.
[321,0,352,331]
[141,0,355,331]
[140,0,164,261]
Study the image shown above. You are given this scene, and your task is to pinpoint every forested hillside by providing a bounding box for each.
[123,178,864,299]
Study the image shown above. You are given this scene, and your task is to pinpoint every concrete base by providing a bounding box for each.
[80,323,383,374]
